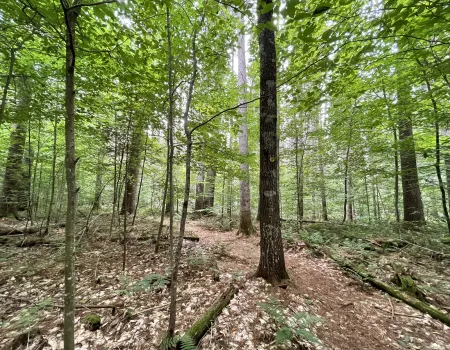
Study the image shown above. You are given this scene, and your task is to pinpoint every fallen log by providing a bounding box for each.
[314,245,450,327]
[183,284,239,345]
[0,222,65,236]
[183,236,200,242]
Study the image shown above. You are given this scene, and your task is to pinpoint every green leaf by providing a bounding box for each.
[313,4,332,16]
[265,21,277,31]
[286,0,300,17]
[261,2,275,14]
[321,29,333,41]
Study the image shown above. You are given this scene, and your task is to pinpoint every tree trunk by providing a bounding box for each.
[62,5,79,350]
[0,124,27,219]
[205,168,216,209]
[255,0,288,284]
[194,162,205,212]
[420,67,450,233]
[44,115,58,235]
[393,127,400,222]
[320,163,328,221]
[398,115,425,222]
[0,48,15,124]
[237,21,255,235]
[92,150,104,211]
[446,155,450,213]
[166,9,203,341]
[295,135,305,229]
[121,122,144,215]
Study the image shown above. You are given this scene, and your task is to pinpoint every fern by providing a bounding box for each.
[160,334,196,350]
[179,335,196,350]
[260,297,320,345]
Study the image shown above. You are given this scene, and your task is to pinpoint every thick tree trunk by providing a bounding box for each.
[0,124,27,219]
[398,117,425,222]
[121,123,144,215]
[320,163,328,221]
[255,1,288,284]
[0,48,15,124]
[62,5,79,350]
[205,168,216,209]
[92,151,104,211]
[237,23,255,235]
[446,155,450,213]
[194,163,205,212]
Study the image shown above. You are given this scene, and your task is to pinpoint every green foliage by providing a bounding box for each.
[6,298,52,331]
[117,273,169,296]
[260,297,320,345]
[83,313,101,331]
[160,334,196,350]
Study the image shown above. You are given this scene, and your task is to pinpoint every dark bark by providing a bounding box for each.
[255,1,288,284]
[446,155,450,214]
[320,163,328,221]
[398,115,425,222]
[62,4,79,350]
[92,151,105,211]
[295,136,304,228]
[121,123,144,215]
[393,127,400,222]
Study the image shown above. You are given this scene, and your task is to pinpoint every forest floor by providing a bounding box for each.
[0,216,449,350]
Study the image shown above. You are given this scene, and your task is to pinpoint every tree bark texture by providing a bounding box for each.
[194,162,205,212]
[0,124,27,218]
[205,168,216,209]
[237,22,255,235]
[121,122,144,215]
[398,117,425,222]
[62,4,79,350]
[255,1,288,284]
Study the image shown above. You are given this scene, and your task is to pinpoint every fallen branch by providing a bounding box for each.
[316,246,450,327]
[183,236,200,242]
[183,284,239,345]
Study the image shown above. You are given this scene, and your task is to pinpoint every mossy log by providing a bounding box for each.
[321,248,450,327]
[183,284,238,345]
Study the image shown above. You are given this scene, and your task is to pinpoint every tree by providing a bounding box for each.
[237,15,255,235]
[397,89,425,223]
[255,0,289,284]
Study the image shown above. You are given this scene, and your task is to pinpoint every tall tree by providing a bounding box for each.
[237,17,255,235]
[397,90,425,223]
[255,0,288,284]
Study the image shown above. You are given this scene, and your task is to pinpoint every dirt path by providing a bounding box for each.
[188,222,450,350]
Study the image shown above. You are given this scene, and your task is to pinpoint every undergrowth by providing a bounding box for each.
[260,297,320,346]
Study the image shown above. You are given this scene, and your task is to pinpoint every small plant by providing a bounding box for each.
[83,313,101,331]
[161,334,196,350]
[260,297,320,345]
[117,273,170,296]
[8,298,52,331]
